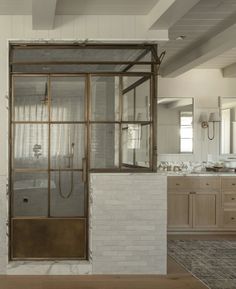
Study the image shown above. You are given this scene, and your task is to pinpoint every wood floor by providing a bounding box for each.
[0,258,207,289]
[0,268,207,289]
[2,235,235,289]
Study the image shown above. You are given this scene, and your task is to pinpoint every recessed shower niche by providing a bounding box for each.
[9,43,158,260]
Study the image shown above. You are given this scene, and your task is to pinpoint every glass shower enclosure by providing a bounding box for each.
[9,43,159,260]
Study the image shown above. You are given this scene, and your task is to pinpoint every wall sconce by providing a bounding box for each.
[199,112,221,140]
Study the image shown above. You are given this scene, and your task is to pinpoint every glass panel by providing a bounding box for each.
[135,80,150,121]
[122,76,143,90]
[12,172,48,217]
[51,77,85,122]
[123,90,134,121]
[122,124,135,166]
[12,48,145,62]
[122,124,150,168]
[123,78,150,121]
[90,124,119,168]
[142,51,152,62]
[50,124,85,169]
[127,124,142,149]
[91,76,120,121]
[13,124,48,169]
[50,171,85,217]
[128,64,151,73]
[135,124,150,167]
[12,64,125,73]
[13,76,48,121]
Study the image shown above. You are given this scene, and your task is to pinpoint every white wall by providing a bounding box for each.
[158,69,236,163]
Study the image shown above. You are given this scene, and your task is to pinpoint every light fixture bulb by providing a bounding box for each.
[175,35,186,40]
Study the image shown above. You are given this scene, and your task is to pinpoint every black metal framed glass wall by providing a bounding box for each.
[9,43,159,260]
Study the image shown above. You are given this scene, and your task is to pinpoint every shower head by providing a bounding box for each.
[71,143,75,156]
[41,82,48,105]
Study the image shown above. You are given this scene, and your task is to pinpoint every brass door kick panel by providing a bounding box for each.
[11,218,87,259]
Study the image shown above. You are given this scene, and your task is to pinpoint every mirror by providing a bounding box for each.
[220,97,236,155]
[157,97,193,154]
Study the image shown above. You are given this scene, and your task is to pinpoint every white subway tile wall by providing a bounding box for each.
[90,173,167,274]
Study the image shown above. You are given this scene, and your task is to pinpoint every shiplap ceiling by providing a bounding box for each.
[198,47,236,69]
[0,0,158,15]
[56,0,158,15]
[2,0,236,76]
[160,0,236,59]
[159,0,236,76]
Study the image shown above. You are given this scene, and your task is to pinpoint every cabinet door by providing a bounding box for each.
[168,193,192,228]
[193,192,219,228]
[223,211,236,228]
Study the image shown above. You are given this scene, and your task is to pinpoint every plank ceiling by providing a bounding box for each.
[159,0,236,68]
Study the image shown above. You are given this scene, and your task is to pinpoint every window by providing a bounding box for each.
[180,111,193,153]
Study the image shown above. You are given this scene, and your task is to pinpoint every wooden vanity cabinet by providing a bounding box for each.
[193,192,219,228]
[221,177,236,229]
[167,177,193,229]
[168,192,193,229]
[168,176,220,231]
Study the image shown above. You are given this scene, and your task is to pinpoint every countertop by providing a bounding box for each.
[156,171,236,177]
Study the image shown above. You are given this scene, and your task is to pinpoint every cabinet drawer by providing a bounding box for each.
[223,194,236,207]
[223,211,236,227]
[168,176,199,191]
[222,177,236,192]
[200,177,220,191]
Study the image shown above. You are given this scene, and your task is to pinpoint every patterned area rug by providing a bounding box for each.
[168,240,236,289]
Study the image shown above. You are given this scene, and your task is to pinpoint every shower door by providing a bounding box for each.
[11,75,88,259]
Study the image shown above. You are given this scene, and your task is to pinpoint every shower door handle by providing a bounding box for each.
[82,158,87,183]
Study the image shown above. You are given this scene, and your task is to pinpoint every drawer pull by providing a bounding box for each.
[232,198,235,201]
[232,183,236,186]
[190,192,196,194]
[206,183,209,186]
[176,183,180,186]
[231,217,235,220]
